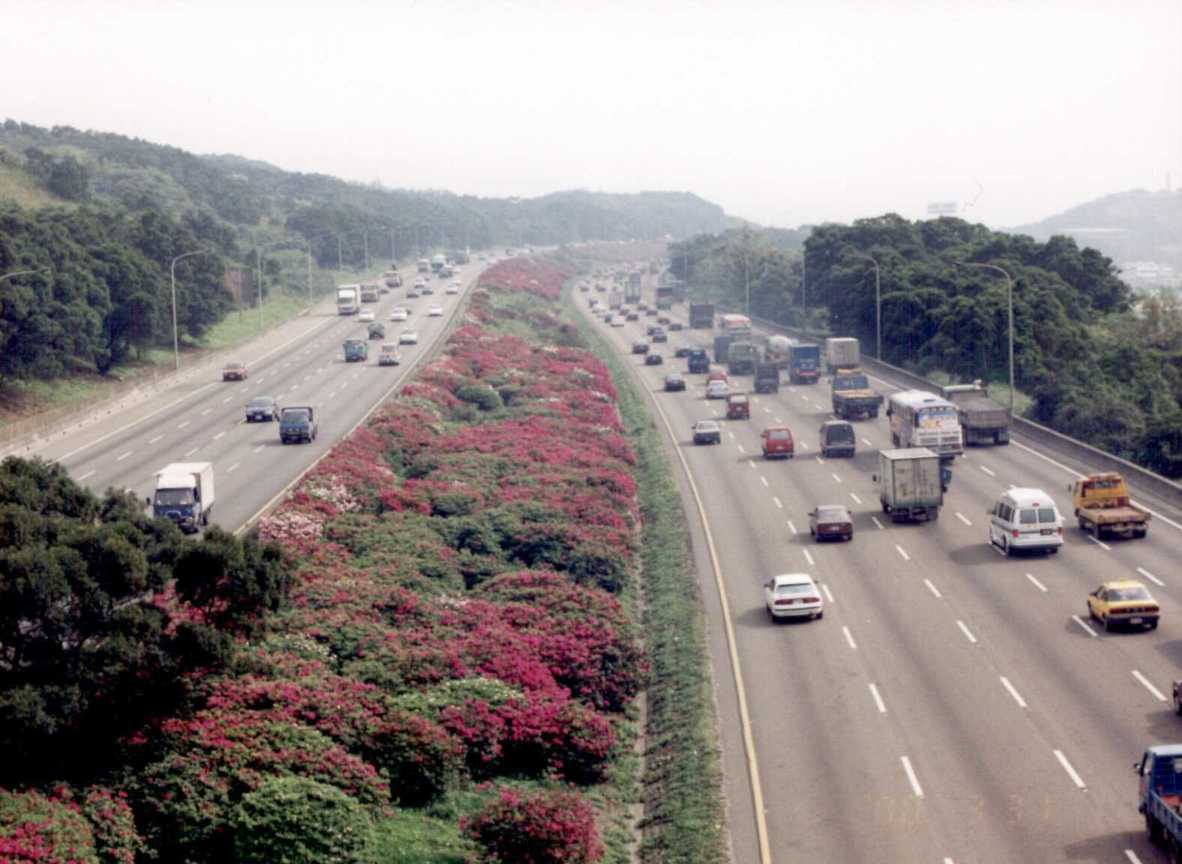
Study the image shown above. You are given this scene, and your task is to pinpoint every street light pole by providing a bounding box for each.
[957,260,1015,418]
[851,251,881,360]
[169,249,208,373]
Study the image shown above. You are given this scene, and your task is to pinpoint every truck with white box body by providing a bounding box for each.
[873,448,943,523]
[336,284,360,315]
[824,337,860,374]
[150,462,215,533]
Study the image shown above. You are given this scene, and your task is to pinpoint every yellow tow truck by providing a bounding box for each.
[1070,472,1149,539]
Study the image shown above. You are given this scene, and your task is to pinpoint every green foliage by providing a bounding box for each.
[0,787,99,864]
[455,383,505,412]
[230,776,373,864]
[366,808,473,864]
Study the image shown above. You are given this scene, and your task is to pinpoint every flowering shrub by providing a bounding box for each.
[79,788,143,864]
[0,788,98,864]
[464,787,604,864]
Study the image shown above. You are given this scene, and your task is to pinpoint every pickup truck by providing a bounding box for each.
[344,339,368,362]
[1137,745,1182,851]
[942,382,1010,445]
[279,406,318,444]
[831,368,883,420]
[1071,473,1150,539]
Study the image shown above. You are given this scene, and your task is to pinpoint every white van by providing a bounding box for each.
[987,488,1064,555]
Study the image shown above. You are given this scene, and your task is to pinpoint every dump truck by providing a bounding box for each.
[687,348,710,374]
[727,340,758,376]
[831,368,883,420]
[1137,745,1182,850]
[873,448,943,523]
[1070,473,1150,539]
[149,462,214,533]
[343,338,368,362]
[787,340,821,384]
[753,361,780,393]
[760,335,792,371]
[941,382,1010,445]
[689,303,715,329]
[825,337,860,374]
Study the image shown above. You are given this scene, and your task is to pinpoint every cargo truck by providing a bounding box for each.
[714,334,733,364]
[760,335,791,371]
[727,340,758,376]
[753,362,780,393]
[689,303,715,329]
[624,277,642,304]
[831,367,883,420]
[941,382,1010,445]
[343,338,368,362]
[336,284,360,315]
[608,290,624,310]
[873,448,943,523]
[360,282,380,303]
[279,406,318,444]
[431,254,446,273]
[150,462,214,533]
[417,258,430,273]
[655,285,674,310]
[687,348,710,374]
[824,337,860,374]
[1070,473,1150,539]
[1137,745,1182,851]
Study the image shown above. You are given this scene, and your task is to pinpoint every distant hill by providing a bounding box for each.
[1014,188,1182,276]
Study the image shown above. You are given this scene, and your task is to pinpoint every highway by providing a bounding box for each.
[583,286,1182,863]
[33,261,485,532]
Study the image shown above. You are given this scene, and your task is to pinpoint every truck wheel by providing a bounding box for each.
[891,433,899,447]
[202,510,209,527]
[1002,537,1011,557]
[1148,812,1163,844]
[1104,615,1114,633]
[1175,693,1182,716]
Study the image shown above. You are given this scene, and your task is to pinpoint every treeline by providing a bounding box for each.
[671,215,1182,477]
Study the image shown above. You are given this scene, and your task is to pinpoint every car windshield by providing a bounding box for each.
[283,409,310,422]
[1108,586,1152,602]
[826,425,854,442]
[817,507,848,521]
[155,489,193,506]
[248,398,272,409]
[768,430,791,441]
[1038,508,1057,523]
[775,582,812,595]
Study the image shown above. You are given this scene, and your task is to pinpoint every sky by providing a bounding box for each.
[3,0,1180,229]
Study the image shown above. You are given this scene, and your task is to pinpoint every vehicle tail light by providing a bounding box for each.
[802,597,821,604]
[1011,529,1020,538]
[1057,526,1063,535]
[774,599,794,606]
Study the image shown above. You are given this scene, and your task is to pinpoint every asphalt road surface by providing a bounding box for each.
[582,286,1182,864]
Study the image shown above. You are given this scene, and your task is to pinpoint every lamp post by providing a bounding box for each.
[850,251,881,360]
[169,250,208,373]
[956,260,1015,418]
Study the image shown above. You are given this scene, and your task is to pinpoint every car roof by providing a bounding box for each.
[695,419,719,427]
[248,395,274,403]
[771,573,815,586]
[1004,488,1056,506]
[816,505,850,517]
[1100,580,1149,591]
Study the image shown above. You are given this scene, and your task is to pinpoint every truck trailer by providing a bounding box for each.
[873,448,943,523]
[824,337,860,374]
[689,303,715,329]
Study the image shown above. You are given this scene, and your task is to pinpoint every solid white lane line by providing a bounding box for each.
[1025,573,1048,593]
[803,549,815,567]
[831,472,842,483]
[184,447,198,457]
[979,465,996,477]
[177,421,190,429]
[787,520,797,534]
[77,470,95,481]
[849,492,862,505]
[227,462,241,474]
[116,451,131,461]
[1138,567,1164,587]
[1087,535,1111,551]
[955,512,972,526]
[820,583,834,603]
[1053,749,1086,789]
[862,437,873,446]
[773,497,783,509]
[895,544,910,562]
[760,476,769,488]
[923,579,942,599]
[842,626,857,650]
[957,620,978,644]
[872,516,884,530]
[1133,670,1167,702]
[253,445,265,453]
[868,683,887,714]
[1072,615,1098,637]
[1000,676,1028,709]
[900,756,924,798]
[201,408,212,416]
[148,435,163,445]
[213,431,225,441]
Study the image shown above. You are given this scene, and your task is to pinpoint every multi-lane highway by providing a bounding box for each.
[32,262,485,531]
[583,287,1182,863]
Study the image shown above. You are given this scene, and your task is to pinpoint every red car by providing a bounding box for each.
[726,394,750,420]
[222,361,248,381]
[761,426,794,459]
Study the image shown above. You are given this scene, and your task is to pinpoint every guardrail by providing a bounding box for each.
[740,312,1182,516]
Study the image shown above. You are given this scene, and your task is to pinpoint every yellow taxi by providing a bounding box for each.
[1086,580,1159,632]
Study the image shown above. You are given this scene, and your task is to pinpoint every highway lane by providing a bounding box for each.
[38,262,487,531]
[583,290,1176,863]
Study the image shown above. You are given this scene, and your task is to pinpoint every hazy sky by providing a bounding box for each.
[3,0,1180,228]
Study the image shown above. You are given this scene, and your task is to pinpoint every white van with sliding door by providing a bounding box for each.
[987,488,1064,556]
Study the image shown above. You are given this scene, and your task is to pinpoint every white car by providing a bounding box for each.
[427,304,444,317]
[358,308,375,322]
[398,329,419,345]
[706,380,729,399]
[389,306,409,321]
[446,281,460,294]
[764,573,824,622]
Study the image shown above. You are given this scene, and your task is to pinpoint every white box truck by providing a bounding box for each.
[150,462,215,533]
[336,284,360,315]
[824,337,861,373]
[873,448,942,523]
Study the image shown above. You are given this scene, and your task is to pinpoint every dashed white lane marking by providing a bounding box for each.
[803,549,815,567]
[1087,535,1111,551]
[213,431,225,441]
[737,443,746,453]
[900,756,924,798]
[201,408,212,416]
[1072,615,1098,637]
[868,683,887,714]
[748,459,756,470]
[184,447,199,457]
[760,476,769,488]
[849,492,862,505]
[842,626,857,650]
[1000,676,1028,708]
[288,384,299,392]
[227,462,241,474]
[872,516,884,530]
[787,520,797,534]
[798,441,808,450]
[774,416,783,423]
[148,435,163,444]
[728,431,735,441]
[77,470,95,481]
[816,456,826,464]
[895,544,910,561]
[979,465,996,477]
[116,451,131,461]
[1025,573,1048,592]
[773,497,783,509]
[1053,749,1086,789]
[955,512,972,526]
[1126,850,1145,864]
[820,583,834,603]
[762,406,771,413]
[177,421,190,429]
[1138,567,1164,587]
[327,391,337,400]
[956,620,978,644]
[253,445,265,453]
[923,579,942,599]
[1133,670,1167,702]
[222,396,232,404]
[862,437,873,446]
[831,472,842,483]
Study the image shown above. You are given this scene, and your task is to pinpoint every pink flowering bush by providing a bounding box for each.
[0,788,97,864]
[464,787,604,864]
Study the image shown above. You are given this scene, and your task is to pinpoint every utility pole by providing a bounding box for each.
[390,228,397,265]
[169,250,207,372]
[255,248,264,330]
[363,231,370,273]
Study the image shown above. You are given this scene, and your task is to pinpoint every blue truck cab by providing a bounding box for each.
[279,406,318,444]
[787,342,821,384]
[1138,745,1182,849]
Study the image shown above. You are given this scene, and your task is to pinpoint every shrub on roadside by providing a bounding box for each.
[229,776,372,864]
[0,787,98,864]
[464,787,603,864]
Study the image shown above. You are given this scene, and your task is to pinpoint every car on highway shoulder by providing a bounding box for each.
[222,361,248,381]
[706,379,729,399]
[245,395,280,422]
[390,306,409,321]
[358,308,375,322]
[399,329,420,345]
[644,352,663,366]
[761,425,794,458]
[764,573,824,622]
[809,505,854,542]
[427,304,444,317]
[664,373,686,392]
[692,419,722,445]
[1087,580,1159,631]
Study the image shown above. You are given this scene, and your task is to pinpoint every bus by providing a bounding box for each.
[718,313,752,335]
[886,390,963,460]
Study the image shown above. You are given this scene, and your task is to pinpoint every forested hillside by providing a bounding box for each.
[671,216,1182,477]
[0,119,725,387]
